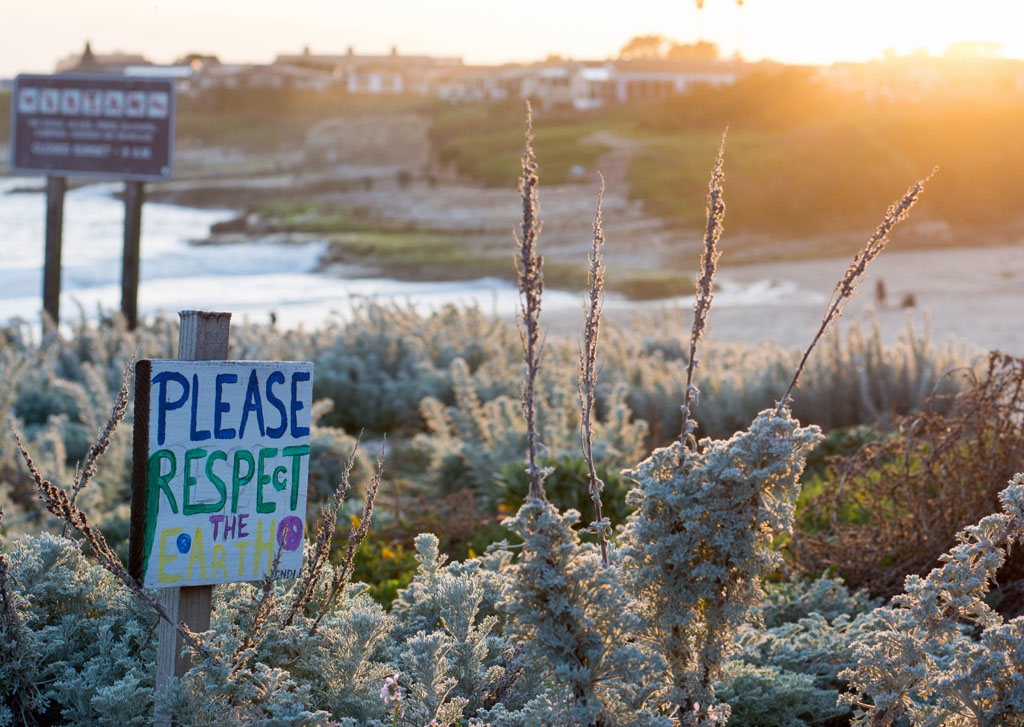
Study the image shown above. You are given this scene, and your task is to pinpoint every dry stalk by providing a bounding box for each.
[776,170,935,414]
[9,422,213,663]
[680,131,726,448]
[309,438,385,636]
[65,356,132,536]
[515,102,547,502]
[578,173,609,566]
[797,351,1024,604]
[285,435,362,625]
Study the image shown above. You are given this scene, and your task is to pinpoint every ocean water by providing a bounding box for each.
[0,177,582,329]
[0,177,824,333]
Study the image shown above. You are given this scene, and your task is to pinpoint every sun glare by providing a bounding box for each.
[6,0,1024,76]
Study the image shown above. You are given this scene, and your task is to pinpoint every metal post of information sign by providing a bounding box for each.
[9,73,176,327]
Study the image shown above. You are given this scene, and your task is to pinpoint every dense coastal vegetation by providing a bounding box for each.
[3,111,1024,724]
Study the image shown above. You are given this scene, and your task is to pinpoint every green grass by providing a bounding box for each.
[320,228,595,290]
[258,201,391,234]
[427,99,929,241]
[429,102,613,186]
[428,71,1024,244]
[627,125,918,236]
[611,268,695,300]
[176,89,429,151]
[263,200,694,298]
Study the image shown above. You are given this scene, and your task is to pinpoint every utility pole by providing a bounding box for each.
[735,0,746,60]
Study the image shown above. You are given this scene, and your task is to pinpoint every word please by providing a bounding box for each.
[153,368,310,445]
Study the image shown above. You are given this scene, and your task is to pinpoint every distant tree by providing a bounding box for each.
[667,41,720,61]
[619,34,670,60]
[944,40,1002,59]
[175,52,220,68]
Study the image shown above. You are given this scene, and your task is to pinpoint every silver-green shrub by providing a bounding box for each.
[0,532,156,727]
[841,475,1024,726]
[619,409,822,723]
[501,499,670,726]
[414,357,647,500]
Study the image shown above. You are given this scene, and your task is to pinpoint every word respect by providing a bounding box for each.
[148,445,310,516]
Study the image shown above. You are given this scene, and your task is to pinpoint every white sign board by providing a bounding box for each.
[130,360,313,588]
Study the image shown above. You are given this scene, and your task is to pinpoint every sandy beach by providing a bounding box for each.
[541,239,1024,357]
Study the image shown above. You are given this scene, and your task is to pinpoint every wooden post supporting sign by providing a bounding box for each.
[156,311,230,700]
[121,181,145,330]
[129,309,313,724]
[43,176,67,325]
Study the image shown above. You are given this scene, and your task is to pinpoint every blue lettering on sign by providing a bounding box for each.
[153,371,188,446]
[239,370,265,438]
[190,374,211,441]
[152,364,312,443]
[214,373,238,440]
[265,371,288,439]
[290,371,311,438]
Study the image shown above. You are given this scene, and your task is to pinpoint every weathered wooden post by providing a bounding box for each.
[121,181,145,329]
[43,176,67,325]
[129,309,313,725]
[159,310,230,691]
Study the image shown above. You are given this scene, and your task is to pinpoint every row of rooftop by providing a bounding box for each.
[7,41,1024,110]
[45,42,747,110]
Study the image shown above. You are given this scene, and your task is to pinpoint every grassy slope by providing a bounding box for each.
[432,69,1024,244]
[11,73,1024,266]
[176,89,429,150]
[429,102,611,186]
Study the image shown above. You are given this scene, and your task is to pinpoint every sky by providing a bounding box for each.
[4,0,1024,77]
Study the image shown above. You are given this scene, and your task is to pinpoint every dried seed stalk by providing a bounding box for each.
[515,103,547,502]
[231,541,284,670]
[64,356,132,536]
[9,422,212,662]
[286,435,361,625]
[309,438,385,636]
[681,131,726,447]
[579,173,609,565]
[777,170,935,414]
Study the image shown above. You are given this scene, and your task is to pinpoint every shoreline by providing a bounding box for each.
[5,174,1024,355]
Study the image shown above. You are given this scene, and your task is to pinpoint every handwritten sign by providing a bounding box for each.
[130,360,313,588]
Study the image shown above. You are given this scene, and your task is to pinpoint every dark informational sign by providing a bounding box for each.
[9,74,176,180]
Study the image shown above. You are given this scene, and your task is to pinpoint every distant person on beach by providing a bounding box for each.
[875,279,887,309]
